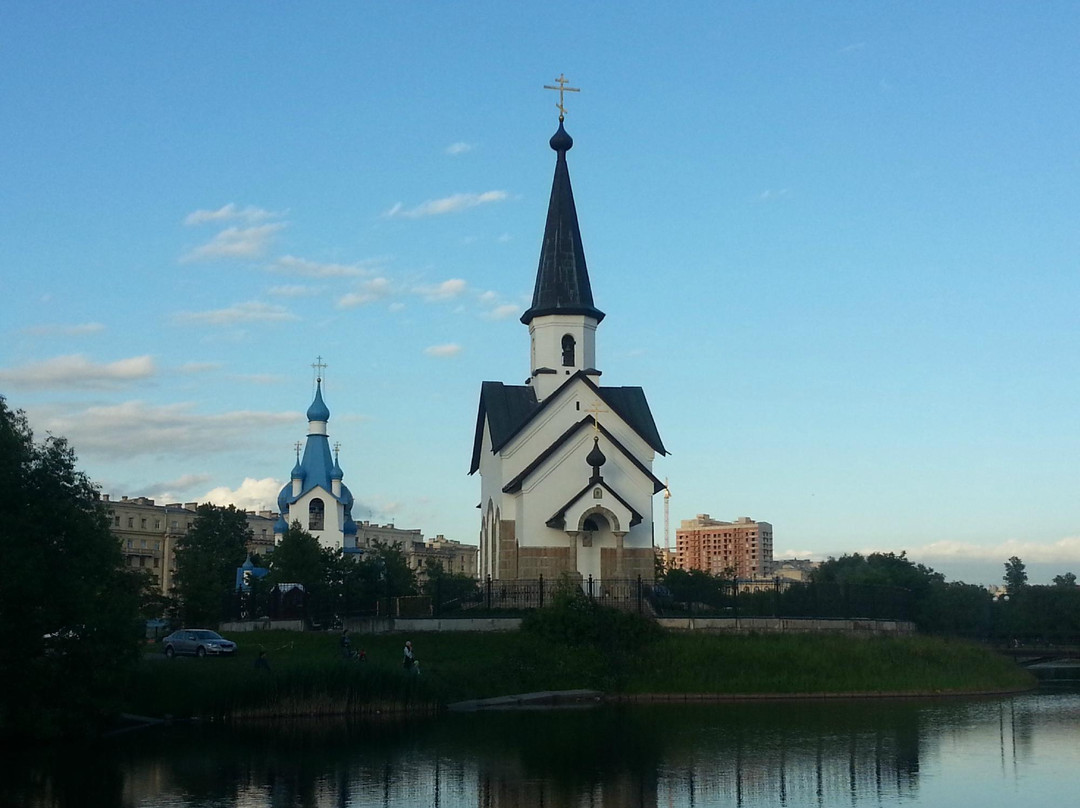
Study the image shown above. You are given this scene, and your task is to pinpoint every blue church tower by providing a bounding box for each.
[274,364,358,550]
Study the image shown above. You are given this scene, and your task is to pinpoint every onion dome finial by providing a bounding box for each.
[586,436,606,470]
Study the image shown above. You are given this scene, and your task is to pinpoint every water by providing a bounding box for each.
[9,687,1078,808]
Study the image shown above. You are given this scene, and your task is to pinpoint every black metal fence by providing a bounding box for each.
[229,576,912,624]
[652,579,912,622]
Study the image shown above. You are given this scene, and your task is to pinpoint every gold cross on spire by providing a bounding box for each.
[312,355,327,382]
[584,400,608,435]
[544,73,580,121]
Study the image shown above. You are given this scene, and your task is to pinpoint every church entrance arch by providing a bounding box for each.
[574,507,618,586]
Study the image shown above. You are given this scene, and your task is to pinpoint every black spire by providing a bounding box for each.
[520,120,605,326]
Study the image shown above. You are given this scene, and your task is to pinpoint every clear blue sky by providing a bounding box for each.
[3,2,1078,585]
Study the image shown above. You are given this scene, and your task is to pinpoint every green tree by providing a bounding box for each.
[362,539,419,600]
[0,397,143,738]
[421,559,479,612]
[266,522,336,623]
[172,503,251,626]
[1003,556,1028,592]
[1052,572,1077,587]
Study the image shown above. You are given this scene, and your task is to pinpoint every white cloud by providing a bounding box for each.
[384,190,509,219]
[137,473,214,499]
[414,278,467,301]
[446,142,473,155]
[178,361,223,374]
[267,284,321,298]
[486,303,520,321]
[759,188,790,201]
[478,291,498,304]
[181,223,286,262]
[172,301,298,326]
[337,278,393,308]
[22,322,106,337]
[37,400,298,459]
[232,373,284,385]
[424,343,462,358]
[184,204,283,226]
[202,477,284,512]
[388,302,406,313]
[497,233,513,243]
[0,354,155,390]
[909,537,1080,564]
[268,255,379,278]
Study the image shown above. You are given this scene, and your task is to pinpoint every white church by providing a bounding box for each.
[470,114,667,585]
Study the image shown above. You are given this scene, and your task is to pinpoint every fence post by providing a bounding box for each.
[588,575,594,601]
[539,574,544,609]
[434,575,441,617]
[486,575,492,611]
[637,575,643,613]
[732,579,739,619]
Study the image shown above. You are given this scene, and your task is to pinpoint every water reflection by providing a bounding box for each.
[10,688,1079,808]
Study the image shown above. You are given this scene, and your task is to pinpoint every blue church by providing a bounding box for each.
[274,372,359,550]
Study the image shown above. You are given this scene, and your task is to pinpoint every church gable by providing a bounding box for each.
[470,371,666,476]
[502,416,665,495]
[546,478,642,531]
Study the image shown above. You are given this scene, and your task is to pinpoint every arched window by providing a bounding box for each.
[561,334,576,366]
[308,498,325,531]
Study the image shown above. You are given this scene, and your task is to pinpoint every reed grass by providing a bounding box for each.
[127,623,1033,721]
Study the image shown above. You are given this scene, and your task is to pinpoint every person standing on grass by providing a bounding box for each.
[340,628,353,660]
[402,640,415,673]
[254,649,271,672]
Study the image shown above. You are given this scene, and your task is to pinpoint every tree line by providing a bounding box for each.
[172,510,477,627]
[658,551,1080,643]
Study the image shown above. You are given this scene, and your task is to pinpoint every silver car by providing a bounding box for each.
[162,629,237,658]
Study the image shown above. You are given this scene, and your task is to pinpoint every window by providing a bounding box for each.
[139,557,146,567]
[141,540,147,549]
[309,498,325,531]
[127,517,134,528]
[153,558,159,569]
[561,334,576,366]
[127,540,133,549]
[141,518,147,529]
[154,520,160,529]
[171,520,178,529]
[113,516,120,527]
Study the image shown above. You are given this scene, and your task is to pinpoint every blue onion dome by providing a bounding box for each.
[586,436,606,469]
[241,556,255,570]
[274,514,288,534]
[306,381,331,422]
[340,484,354,508]
[277,483,291,512]
[291,459,304,480]
[549,120,573,152]
[330,458,344,481]
[343,514,357,535]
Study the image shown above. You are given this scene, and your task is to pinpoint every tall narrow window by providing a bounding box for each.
[561,334,576,366]
[309,498,325,531]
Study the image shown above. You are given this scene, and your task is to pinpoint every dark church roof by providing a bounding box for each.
[520,120,605,326]
[469,372,667,475]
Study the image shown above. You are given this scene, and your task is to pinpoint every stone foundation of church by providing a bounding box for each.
[516,546,576,580]
[497,520,518,579]
[600,547,654,580]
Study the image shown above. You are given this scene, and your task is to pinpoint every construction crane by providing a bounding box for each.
[663,477,671,555]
